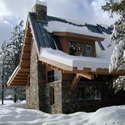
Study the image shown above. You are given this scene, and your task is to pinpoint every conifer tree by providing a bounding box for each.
[102,0,125,91]
[0,20,25,103]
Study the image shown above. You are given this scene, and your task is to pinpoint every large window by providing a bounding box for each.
[77,86,101,101]
[47,70,61,83]
[69,41,93,57]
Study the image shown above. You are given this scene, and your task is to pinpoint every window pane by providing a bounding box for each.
[48,77,52,83]
[77,86,101,100]
[50,87,54,105]
[69,41,76,55]
[78,43,85,56]
[48,71,52,77]
[51,70,54,76]
[94,87,101,100]
[77,87,85,100]
[86,87,94,99]
[47,70,61,83]
[86,44,93,57]
[51,76,54,82]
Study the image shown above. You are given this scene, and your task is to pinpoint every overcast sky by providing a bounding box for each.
[0,0,119,46]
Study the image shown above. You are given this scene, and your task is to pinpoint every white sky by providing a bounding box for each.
[0,0,119,45]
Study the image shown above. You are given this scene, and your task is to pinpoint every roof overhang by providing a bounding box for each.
[39,55,125,75]
[53,32,104,41]
[7,13,125,88]
[7,16,32,87]
[7,66,30,87]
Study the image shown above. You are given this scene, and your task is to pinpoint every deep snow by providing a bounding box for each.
[0,100,125,125]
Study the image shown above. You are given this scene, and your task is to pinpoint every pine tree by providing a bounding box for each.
[0,20,25,103]
[102,0,125,91]
[8,20,25,102]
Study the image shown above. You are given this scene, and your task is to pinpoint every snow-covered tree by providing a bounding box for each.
[102,0,125,91]
[0,20,25,103]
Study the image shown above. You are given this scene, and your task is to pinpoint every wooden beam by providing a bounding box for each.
[15,75,28,78]
[22,53,30,60]
[53,32,104,41]
[78,73,94,80]
[20,61,30,68]
[73,67,91,73]
[23,44,31,53]
[39,56,73,71]
[92,68,125,75]
[25,36,32,45]
[12,80,27,83]
[20,68,30,73]
[14,77,28,81]
[7,66,21,86]
[26,27,31,36]
[70,74,81,91]
[10,83,27,87]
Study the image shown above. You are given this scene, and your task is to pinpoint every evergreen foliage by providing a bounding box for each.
[102,0,125,92]
[0,20,25,102]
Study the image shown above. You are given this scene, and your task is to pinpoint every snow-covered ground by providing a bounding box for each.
[0,100,125,125]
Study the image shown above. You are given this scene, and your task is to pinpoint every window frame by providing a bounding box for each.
[47,69,61,83]
[77,86,101,101]
[69,39,95,57]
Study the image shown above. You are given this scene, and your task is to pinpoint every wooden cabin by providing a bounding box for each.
[7,1,125,114]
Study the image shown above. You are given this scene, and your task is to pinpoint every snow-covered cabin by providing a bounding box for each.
[7,1,125,113]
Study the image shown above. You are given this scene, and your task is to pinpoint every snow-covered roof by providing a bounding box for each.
[40,19,114,71]
[40,34,114,71]
[44,21,105,39]
[40,48,110,71]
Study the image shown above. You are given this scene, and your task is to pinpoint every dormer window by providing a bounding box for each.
[69,41,94,57]
[53,32,98,57]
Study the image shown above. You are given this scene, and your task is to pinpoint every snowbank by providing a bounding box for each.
[0,100,125,125]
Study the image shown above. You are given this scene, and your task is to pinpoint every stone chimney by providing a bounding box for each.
[32,0,47,20]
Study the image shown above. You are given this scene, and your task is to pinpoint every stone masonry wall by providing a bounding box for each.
[45,82,62,114]
[26,40,39,110]
[61,81,102,113]
[62,81,79,113]
[26,40,46,111]
[38,62,46,111]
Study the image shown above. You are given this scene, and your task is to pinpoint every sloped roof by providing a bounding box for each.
[7,12,125,87]
[29,12,111,53]
[29,13,59,51]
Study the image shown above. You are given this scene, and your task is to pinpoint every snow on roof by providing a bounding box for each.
[63,17,86,25]
[40,18,114,71]
[40,48,110,71]
[96,32,115,59]
[97,24,110,29]
[44,21,105,39]
[40,31,114,71]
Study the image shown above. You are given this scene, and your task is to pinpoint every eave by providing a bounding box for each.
[53,32,104,41]
[7,17,32,87]
[39,55,125,75]
[39,55,125,91]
